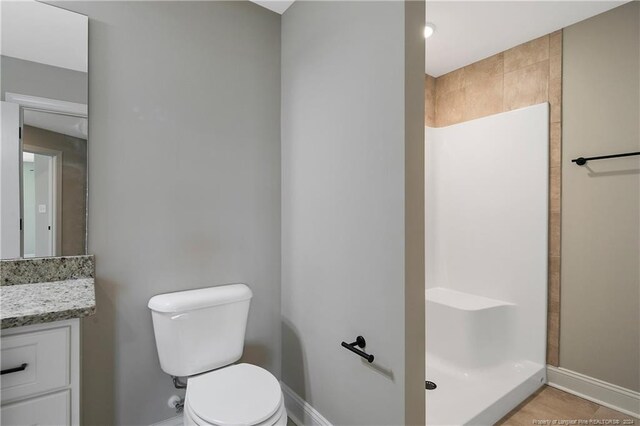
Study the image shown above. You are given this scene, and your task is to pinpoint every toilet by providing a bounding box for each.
[148,284,287,426]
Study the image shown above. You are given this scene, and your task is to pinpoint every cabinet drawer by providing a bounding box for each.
[0,390,70,426]
[1,326,70,402]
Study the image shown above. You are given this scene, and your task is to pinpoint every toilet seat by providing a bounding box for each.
[185,363,285,426]
[185,396,286,426]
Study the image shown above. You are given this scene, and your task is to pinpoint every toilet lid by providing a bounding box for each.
[186,363,282,426]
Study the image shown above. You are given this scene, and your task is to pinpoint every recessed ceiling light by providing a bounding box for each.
[424,23,436,39]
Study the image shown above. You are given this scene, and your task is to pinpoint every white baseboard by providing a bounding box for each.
[547,365,640,418]
[149,385,332,426]
[150,415,183,426]
[281,382,332,426]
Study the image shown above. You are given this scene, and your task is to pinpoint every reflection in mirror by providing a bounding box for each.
[0,0,88,259]
[22,112,88,258]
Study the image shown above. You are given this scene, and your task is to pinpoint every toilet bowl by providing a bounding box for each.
[183,363,287,426]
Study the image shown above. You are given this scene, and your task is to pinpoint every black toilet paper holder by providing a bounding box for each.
[341,336,374,363]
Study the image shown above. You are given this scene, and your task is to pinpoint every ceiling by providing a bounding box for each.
[250,0,628,77]
[426,1,628,76]
[251,0,295,14]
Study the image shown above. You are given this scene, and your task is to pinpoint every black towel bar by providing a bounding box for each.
[572,151,640,166]
[341,336,374,363]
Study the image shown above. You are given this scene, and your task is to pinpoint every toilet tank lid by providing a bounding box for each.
[148,284,252,313]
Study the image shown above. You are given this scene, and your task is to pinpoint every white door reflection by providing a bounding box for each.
[22,150,59,257]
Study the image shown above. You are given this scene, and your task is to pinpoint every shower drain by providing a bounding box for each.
[425,380,437,390]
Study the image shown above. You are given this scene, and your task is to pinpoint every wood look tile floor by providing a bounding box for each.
[287,386,638,425]
[497,386,638,425]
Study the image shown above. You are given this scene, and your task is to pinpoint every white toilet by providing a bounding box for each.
[148,284,287,426]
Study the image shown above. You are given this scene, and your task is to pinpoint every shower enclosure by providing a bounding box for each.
[425,103,549,425]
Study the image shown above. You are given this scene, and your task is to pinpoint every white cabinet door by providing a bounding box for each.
[0,101,21,259]
[1,325,70,402]
[1,319,80,426]
[0,390,70,426]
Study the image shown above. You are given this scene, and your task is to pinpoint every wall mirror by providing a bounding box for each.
[1,0,88,259]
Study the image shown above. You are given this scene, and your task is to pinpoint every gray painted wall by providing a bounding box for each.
[403,2,426,422]
[281,2,424,424]
[561,1,639,391]
[1,55,87,104]
[57,2,281,424]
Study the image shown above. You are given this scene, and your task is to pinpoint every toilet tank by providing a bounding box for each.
[148,284,252,377]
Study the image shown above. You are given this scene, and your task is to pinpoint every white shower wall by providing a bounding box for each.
[426,102,548,364]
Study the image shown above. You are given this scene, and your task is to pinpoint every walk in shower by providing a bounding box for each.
[425,103,549,425]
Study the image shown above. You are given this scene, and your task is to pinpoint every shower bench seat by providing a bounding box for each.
[427,287,514,370]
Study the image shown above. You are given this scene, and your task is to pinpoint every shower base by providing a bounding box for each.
[425,287,546,425]
[426,355,545,425]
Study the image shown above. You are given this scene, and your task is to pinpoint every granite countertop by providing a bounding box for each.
[0,278,96,329]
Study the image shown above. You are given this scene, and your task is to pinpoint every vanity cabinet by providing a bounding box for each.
[0,319,80,425]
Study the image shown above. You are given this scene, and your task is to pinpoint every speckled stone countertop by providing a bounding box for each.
[0,278,96,329]
[0,255,96,329]
[1,255,94,286]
